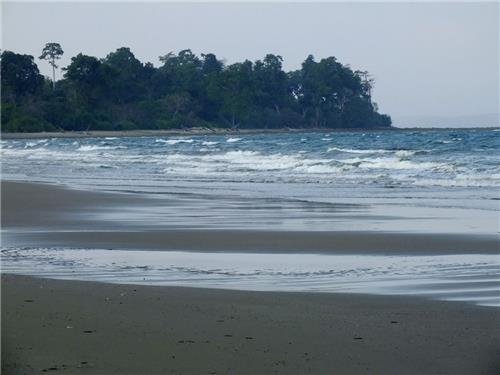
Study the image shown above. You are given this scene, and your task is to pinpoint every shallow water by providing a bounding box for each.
[2,247,499,307]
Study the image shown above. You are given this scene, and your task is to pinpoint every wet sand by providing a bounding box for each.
[2,180,500,374]
[2,274,499,375]
[2,181,498,254]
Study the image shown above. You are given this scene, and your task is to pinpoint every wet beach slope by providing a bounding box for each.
[1,180,500,374]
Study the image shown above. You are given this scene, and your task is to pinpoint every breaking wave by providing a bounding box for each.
[1,130,499,190]
[77,145,127,151]
[155,138,194,145]
[327,147,392,154]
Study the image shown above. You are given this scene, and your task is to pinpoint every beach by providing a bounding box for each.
[2,128,499,374]
[2,274,499,375]
[2,180,500,374]
[2,0,499,373]
[2,181,497,254]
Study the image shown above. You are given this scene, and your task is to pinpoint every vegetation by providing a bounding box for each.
[1,45,391,132]
[39,43,64,91]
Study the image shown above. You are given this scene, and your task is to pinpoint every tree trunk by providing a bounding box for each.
[51,61,56,91]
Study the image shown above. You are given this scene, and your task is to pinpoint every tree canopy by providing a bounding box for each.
[39,42,64,90]
[1,47,391,132]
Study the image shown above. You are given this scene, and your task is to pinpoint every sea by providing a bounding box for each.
[1,128,499,306]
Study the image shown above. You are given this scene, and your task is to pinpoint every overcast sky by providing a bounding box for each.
[2,2,499,124]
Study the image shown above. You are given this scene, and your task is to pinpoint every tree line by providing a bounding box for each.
[1,44,391,132]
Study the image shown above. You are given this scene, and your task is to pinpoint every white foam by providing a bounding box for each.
[1,134,498,189]
[226,137,242,143]
[201,141,219,146]
[155,138,194,145]
[327,147,392,154]
[23,139,48,148]
[342,156,444,171]
[394,150,417,158]
[77,145,125,151]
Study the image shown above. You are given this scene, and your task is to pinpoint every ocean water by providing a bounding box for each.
[2,129,499,193]
[1,129,499,306]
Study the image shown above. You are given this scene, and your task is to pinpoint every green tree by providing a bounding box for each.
[201,53,223,75]
[253,54,288,115]
[39,42,64,90]
[218,60,255,128]
[159,49,203,97]
[1,46,392,133]
[63,53,103,107]
[199,53,224,121]
[102,47,146,104]
[1,51,44,101]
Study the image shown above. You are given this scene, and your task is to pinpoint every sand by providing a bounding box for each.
[2,181,497,254]
[1,180,499,374]
[2,274,499,375]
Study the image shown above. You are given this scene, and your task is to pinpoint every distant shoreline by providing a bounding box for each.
[1,126,497,140]
[0,127,389,139]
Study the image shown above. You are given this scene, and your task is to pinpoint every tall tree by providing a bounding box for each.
[39,43,64,90]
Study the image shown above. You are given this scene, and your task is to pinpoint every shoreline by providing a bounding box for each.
[2,180,498,254]
[2,179,499,308]
[2,274,499,374]
[2,177,499,373]
[1,127,393,140]
[2,126,498,140]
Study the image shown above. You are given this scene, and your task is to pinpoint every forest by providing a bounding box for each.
[1,44,391,132]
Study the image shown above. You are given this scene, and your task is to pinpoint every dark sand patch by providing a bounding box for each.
[2,274,499,375]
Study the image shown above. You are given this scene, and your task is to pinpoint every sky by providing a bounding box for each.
[1,1,499,126]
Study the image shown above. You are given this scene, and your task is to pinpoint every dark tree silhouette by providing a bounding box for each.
[1,47,392,132]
